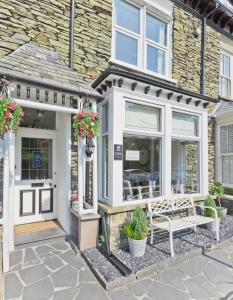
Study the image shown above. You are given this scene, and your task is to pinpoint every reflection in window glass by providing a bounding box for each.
[102,136,108,198]
[171,140,199,194]
[147,45,165,75]
[21,138,52,180]
[125,102,160,132]
[146,14,167,45]
[172,112,199,137]
[220,53,231,97]
[102,103,108,133]
[123,135,161,201]
[20,107,56,130]
[115,31,138,66]
[115,0,140,34]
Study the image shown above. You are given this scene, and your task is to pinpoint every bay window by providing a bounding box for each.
[220,125,233,185]
[171,112,200,194]
[220,52,231,97]
[113,0,170,77]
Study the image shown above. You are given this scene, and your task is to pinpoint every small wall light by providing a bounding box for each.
[194,27,202,38]
[85,138,95,158]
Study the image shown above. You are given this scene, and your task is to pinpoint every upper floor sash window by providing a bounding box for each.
[113,0,170,77]
[220,53,231,97]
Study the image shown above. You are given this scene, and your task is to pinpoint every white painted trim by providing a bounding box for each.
[99,88,208,207]
[14,98,79,114]
[111,0,173,80]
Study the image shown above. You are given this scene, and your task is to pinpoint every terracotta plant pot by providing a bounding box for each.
[128,237,147,257]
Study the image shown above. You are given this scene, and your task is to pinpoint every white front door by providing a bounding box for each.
[15,128,57,225]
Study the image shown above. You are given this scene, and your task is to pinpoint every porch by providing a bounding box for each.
[0,43,100,272]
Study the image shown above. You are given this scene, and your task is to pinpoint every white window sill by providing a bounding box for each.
[109,59,177,85]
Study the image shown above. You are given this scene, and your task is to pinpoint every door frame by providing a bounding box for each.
[15,127,57,224]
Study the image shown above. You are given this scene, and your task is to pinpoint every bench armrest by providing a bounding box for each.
[149,212,172,230]
[195,205,218,219]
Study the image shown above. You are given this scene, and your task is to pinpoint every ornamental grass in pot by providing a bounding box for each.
[123,207,149,257]
[204,195,222,233]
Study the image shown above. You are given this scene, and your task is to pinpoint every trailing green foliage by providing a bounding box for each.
[209,182,224,199]
[204,195,222,218]
[123,207,149,240]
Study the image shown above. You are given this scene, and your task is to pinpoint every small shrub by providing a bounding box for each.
[204,195,222,218]
[209,182,224,199]
[123,208,149,240]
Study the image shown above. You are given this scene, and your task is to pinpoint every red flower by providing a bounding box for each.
[7,103,16,110]
[5,110,11,119]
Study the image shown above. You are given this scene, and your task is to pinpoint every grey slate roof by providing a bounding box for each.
[0,43,100,98]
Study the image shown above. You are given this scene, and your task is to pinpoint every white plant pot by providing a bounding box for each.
[128,237,147,257]
[219,207,228,217]
[207,218,221,234]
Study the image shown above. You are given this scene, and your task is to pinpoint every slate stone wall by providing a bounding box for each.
[173,6,220,186]
[0,0,112,82]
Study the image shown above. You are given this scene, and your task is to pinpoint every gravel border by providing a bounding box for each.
[83,215,233,290]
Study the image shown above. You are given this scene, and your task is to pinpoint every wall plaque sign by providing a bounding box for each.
[114,144,123,160]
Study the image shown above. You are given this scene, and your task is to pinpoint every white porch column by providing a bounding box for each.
[164,105,172,197]
[3,132,15,273]
[201,111,209,196]
[56,112,71,234]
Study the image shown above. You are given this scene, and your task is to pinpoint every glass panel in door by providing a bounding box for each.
[21,138,52,180]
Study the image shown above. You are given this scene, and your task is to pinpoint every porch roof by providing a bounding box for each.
[0,43,100,98]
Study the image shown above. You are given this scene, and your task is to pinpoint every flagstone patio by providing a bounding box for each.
[4,240,233,300]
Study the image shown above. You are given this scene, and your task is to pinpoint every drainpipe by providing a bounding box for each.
[70,0,75,70]
[200,4,219,96]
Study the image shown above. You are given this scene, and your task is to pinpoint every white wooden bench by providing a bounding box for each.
[148,196,220,257]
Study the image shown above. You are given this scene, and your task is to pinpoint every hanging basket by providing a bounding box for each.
[0,94,24,136]
[73,110,100,140]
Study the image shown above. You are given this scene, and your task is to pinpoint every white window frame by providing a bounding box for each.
[219,50,232,97]
[171,110,201,195]
[217,124,233,187]
[112,0,173,80]
[99,87,208,208]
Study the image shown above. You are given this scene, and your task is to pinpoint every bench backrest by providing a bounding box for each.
[148,196,194,215]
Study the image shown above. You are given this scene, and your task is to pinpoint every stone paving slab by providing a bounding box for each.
[4,240,233,300]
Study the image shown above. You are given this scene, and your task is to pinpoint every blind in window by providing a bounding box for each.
[222,155,233,185]
[172,112,199,137]
[220,126,228,154]
[125,102,160,132]
[228,125,233,153]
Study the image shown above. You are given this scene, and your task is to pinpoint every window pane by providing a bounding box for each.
[125,102,160,132]
[220,54,224,75]
[115,31,138,65]
[102,103,108,133]
[171,140,200,194]
[222,156,230,184]
[21,138,52,180]
[146,14,167,45]
[172,112,199,137]
[115,0,140,33]
[224,54,230,77]
[228,125,233,153]
[220,77,231,97]
[102,136,108,198]
[220,126,228,154]
[147,45,165,75]
[123,135,161,201]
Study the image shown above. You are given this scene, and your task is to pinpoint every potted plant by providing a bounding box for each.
[73,110,100,140]
[123,207,149,257]
[210,182,227,217]
[204,195,222,233]
[0,94,24,136]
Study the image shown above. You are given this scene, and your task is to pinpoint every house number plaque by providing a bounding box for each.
[114,144,123,160]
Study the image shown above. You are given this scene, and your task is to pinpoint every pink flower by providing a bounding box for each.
[5,110,11,119]
[20,111,24,117]
[71,194,79,201]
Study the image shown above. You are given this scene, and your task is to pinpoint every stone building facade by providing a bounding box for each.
[0,0,225,250]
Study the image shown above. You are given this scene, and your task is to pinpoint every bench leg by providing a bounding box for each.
[150,228,154,245]
[169,231,174,257]
[215,220,220,242]
[193,225,197,232]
